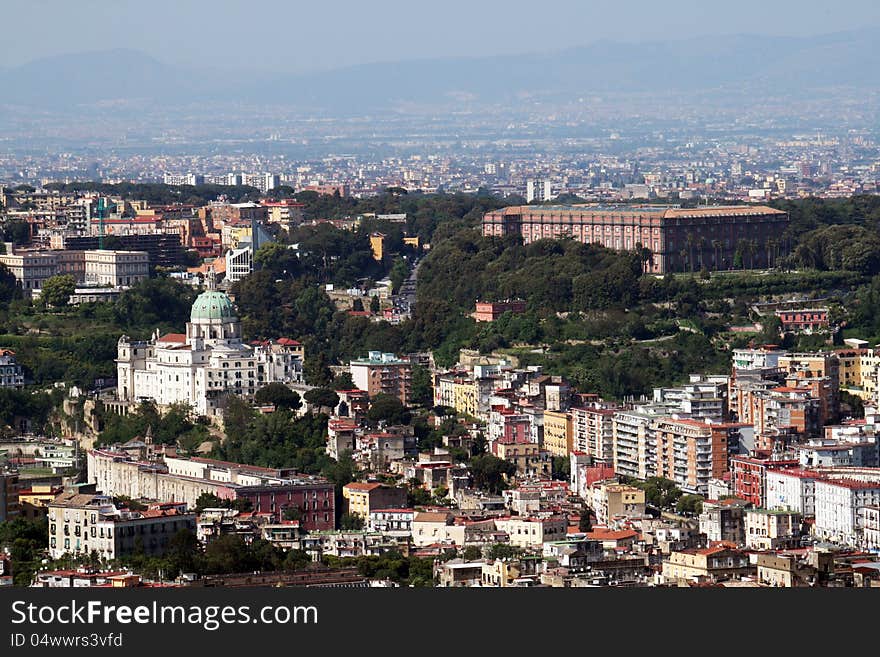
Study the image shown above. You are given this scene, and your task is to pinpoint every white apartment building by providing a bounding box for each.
[494,516,567,548]
[571,405,616,461]
[83,250,149,287]
[612,409,655,481]
[766,469,818,516]
[814,478,880,545]
[859,506,880,550]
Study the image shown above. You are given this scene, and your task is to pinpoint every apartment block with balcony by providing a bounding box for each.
[350,351,412,405]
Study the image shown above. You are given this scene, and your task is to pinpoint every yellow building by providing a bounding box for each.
[369,233,386,261]
[18,484,60,520]
[403,236,420,249]
[342,482,407,519]
[453,380,478,418]
[543,410,573,458]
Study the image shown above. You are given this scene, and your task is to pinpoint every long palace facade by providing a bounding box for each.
[482,204,790,273]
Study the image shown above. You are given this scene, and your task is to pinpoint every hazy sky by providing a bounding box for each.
[2,0,879,73]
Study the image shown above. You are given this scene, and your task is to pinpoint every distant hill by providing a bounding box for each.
[2,29,879,113]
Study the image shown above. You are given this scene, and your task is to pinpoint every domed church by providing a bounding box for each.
[116,273,303,417]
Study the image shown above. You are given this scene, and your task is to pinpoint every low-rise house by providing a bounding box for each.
[437,559,486,587]
[342,482,408,520]
[745,509,803,550]
[368,508,415,533]
[699,499,750,545]
[261,522,303,550]
[661,546,753,584]
[495,516,568,548]
[411,511,462,547]
[585,528,639,551]
[300,530,408,559]
[590,482,646,526]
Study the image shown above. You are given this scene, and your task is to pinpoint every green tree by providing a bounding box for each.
[303,351,333,387]
[340,512,365,530]
[488,543,521,560]
[469,454,516,494]
[370,295,380,313]
[194,492,229,513]
[303,387,339,412]
[39,274,76,307]
[578,509,593,533]
[0,263,21,303]
[551,456,570,481]
[367,393,411,425]
[462,546,483,561]
[166,529,201,575]
[409,364,433,407]
[331,372,355,390]
[254,383,302,411]
[675,494,704,516]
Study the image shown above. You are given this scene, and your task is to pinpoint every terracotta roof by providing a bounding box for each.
[586,529,637,541]
[157,333,186,343]
[343,482,383,492]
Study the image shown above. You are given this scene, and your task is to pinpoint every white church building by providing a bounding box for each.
[116,275,303,417]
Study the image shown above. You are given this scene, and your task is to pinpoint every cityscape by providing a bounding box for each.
[3,2,880,593]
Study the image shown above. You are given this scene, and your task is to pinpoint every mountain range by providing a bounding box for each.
[1,28,878,113]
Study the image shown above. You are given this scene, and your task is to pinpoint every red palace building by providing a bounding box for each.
[482,204,789,273]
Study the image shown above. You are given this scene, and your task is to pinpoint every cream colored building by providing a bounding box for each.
[82,250,149,287]
[591,482,646,525]
[661,547,752,583]
[411,511,464,547]
[745,509,802,550]
[0,246,147,292]
[47,492,195,560]
[341,482,407,519]
[494,516,567,548]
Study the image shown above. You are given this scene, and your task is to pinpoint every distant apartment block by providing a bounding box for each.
[526,179,553,203]
[163,173,204,186]
[350,351,412,405]
[482,204,789,273]
[302,183,349,197]
[0,246,148,291]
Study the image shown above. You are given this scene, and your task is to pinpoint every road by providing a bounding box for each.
[392,256,421,317]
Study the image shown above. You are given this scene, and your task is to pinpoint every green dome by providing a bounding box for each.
[190,290,236,322]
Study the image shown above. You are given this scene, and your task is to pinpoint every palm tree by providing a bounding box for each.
[685,233,695,273]
[735,239,747,270]
[748,239,759,269]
